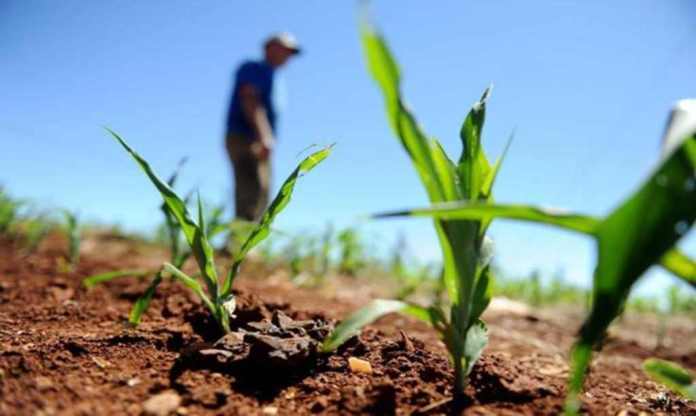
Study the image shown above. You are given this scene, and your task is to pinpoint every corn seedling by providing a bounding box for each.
[337,227,367,276]
[372,100,696,413]
[316,223,333,278]
[0,188,23,234]
[323,20,509,399]
[63,210,80,269]
[21,216,51,253]
[643,358,696,400]
[103,129,331,332]
[0,188,54,252]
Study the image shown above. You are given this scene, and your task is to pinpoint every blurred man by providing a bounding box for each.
[225,33,301,221]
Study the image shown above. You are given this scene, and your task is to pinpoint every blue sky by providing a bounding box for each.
[2,1,694,295]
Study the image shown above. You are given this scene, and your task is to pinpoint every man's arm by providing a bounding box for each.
[239,83,274,159]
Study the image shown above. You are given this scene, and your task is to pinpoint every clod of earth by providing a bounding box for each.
[189,311,334,374]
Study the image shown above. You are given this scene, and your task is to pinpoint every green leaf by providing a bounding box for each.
[375,202,600,234]
[322,299,432,353]
[463,320,488,377]
[162,262,215,314]
[481,132,513,201]
[221,146,332,296]
[458,87,492,200]
[160,159,187,262]
[375,203,694,283]
[661,250,696,288]
[360,20,445,202]
[107,129,219,298]
[83,269,150,288]
[564,343,592,415]
[469,266,493,326]
[128,272,163,325]
[643,358,696,400]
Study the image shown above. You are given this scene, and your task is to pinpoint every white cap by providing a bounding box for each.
[264,32,302,54]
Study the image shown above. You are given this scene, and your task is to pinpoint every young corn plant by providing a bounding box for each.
[103,129,331,332]
[322,21,509,398]
[643,358,696,400]
[63,210,80,269]
[0,189,20,234]
[373,101,696,413]
[21,216,51,253]
[337,227,367,276]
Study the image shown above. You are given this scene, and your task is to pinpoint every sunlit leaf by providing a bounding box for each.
[661,250,696,288]
[643,358,696,400]
[463,320,488,376]
[128,272,162,325]
[221,146,332,296]
[162,262,215,313]
[322,299,432,353]
[83,269,150,288]
[375,202,600,234]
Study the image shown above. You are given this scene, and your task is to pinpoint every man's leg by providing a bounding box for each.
[254,157,271,220]
[226,135,262,221]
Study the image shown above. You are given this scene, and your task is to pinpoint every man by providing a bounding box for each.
[225,33,301,221]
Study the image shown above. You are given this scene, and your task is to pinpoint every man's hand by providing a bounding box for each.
[251,136,274,160]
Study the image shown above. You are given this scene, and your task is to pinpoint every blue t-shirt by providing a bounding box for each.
[226,60,276,138]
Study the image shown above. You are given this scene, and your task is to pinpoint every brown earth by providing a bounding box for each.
[1,233,694,415]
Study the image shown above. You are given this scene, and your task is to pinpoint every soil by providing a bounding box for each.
[1,233,694,415]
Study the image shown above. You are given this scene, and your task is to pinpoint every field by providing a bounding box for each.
[3,7,696,415]
[1,230,694,415]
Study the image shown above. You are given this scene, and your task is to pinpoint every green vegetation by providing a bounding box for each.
[374,115,695,413]
[323,20,510,399]
[95,129,331,332]
[337,227,367,275]
[493,270,589,308]
[0,187,53,252]
[63,210,80,269]
[0,187,22,234]
[643,358,696,400]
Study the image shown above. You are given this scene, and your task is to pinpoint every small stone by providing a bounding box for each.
[35,376,53,391]
[127,377,141,387]
[262,406,278,415]
[348,357,372,374]
[143,390,182,416]
[91,356,111,368]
